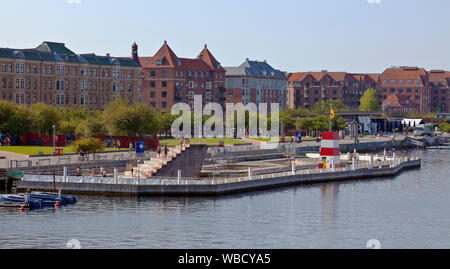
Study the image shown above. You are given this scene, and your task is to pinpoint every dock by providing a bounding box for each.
[16,158,421,197]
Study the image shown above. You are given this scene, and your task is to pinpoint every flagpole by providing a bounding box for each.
[329,104,333,132]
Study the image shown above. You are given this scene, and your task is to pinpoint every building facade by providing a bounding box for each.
[139,41,226,112]
[0,41,142,109]
[377,66,430,113]
[225,59,287,109]
[287,71,378,110]
[382,94,420,115]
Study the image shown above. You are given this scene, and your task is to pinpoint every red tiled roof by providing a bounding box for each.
[379,66,427,87]
[139,42,223,72]
[179,58,212,71]
[428,70,450,83]
[197,44,225,72]
[288,71,346,82]
[382,94,419,108]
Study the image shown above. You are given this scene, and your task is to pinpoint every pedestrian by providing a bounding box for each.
[117,140,121,149]
[100,166,106,177]
[76,166,81,176]
[164,146,169,158]
[157,146,161,158]
[129,142,133,153]
[92,167,96,177]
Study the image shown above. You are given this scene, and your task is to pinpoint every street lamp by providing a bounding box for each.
[52,125,56,148]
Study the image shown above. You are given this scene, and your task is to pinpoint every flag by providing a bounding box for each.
[330,104,335,119]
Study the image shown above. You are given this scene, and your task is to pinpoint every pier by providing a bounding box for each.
[16,157,421,197]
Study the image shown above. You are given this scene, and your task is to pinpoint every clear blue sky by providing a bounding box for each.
[1,0,449,73]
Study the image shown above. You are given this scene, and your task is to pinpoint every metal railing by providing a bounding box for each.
[21,156,420,187]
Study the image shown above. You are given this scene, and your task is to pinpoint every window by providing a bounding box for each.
[391,80,395,84]
[162,81,167,87]
[162,71,167,77]
[150,91,155,98]
[228,90,233,97]
[1,64,5,72]
[150,81,156,87]
[415,80,420,84]
[162,102,167,108]
[162,91,167,98]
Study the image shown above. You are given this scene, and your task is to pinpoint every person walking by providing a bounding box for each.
[129,142,133,153]
[164,146,169,159]
[76,166,81,176]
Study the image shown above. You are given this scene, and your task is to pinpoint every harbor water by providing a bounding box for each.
[0,149,449,249]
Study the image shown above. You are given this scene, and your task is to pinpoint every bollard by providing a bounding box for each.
[114,168,118,184]
[248,168,253,180]
[369,155,373,169]
[177,170,181,185]
[291,161,296,175]
[393,152,396,162]
[331,159,336,172]
[352,157,356,171]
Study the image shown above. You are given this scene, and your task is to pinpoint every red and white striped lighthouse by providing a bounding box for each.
[320,132,341,169]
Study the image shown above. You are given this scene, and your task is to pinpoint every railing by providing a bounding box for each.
[21,157,420,187]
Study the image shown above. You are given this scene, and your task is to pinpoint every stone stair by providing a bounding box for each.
[121,144,190,178]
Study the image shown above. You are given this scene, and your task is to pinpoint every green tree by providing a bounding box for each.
[359,88,381,112]
[30,103,61,135]
[103,101,162,139]
[70,137,104,155]
[75,117,107,138]
[3,105,33,138]
[312,99,348,115]
[0,101,16,135]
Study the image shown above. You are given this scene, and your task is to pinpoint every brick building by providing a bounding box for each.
[428,70,450,112]
[0,41,142,109]
[377,66,430,113]
[139,41,226,112]
[287,71,378,110]
[224,59,287,109]
[382,94,420,115]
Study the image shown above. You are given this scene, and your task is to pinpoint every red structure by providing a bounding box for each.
[94,135,159,151]
[18,132,66,147]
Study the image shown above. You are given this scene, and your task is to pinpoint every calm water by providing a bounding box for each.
[0,150,449,249]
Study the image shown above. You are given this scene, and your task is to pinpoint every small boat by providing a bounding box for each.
[0,195,43,209]
[426,145,450,150]
[27,192,77,205]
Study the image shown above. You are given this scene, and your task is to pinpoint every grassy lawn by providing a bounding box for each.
[0,146,128,155]
[159,138,249,146]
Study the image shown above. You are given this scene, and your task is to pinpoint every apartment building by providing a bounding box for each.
[224,59,287,109]
[287,71,378,110]
[0,41,142,109]
[139,41,226,112]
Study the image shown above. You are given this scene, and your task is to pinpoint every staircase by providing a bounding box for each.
[122,144,190,178]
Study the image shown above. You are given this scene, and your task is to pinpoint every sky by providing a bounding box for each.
[1,0,449,74]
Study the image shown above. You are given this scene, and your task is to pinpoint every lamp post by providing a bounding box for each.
[52,124,56,149]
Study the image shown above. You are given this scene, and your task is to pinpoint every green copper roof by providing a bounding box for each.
[0,41,140,68]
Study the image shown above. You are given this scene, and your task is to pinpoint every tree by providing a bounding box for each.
[0,101,16,134]
[103,101,162,140]
[312,99,348,115]
[30,103,61,135]
[281,108,311,129]
[75,118,107,138]
[359,88,381,112]
[4,105,33,138]
[70,137,104,155]
[160,113,178,138]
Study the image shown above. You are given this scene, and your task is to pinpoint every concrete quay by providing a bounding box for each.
[16,159,421,197]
